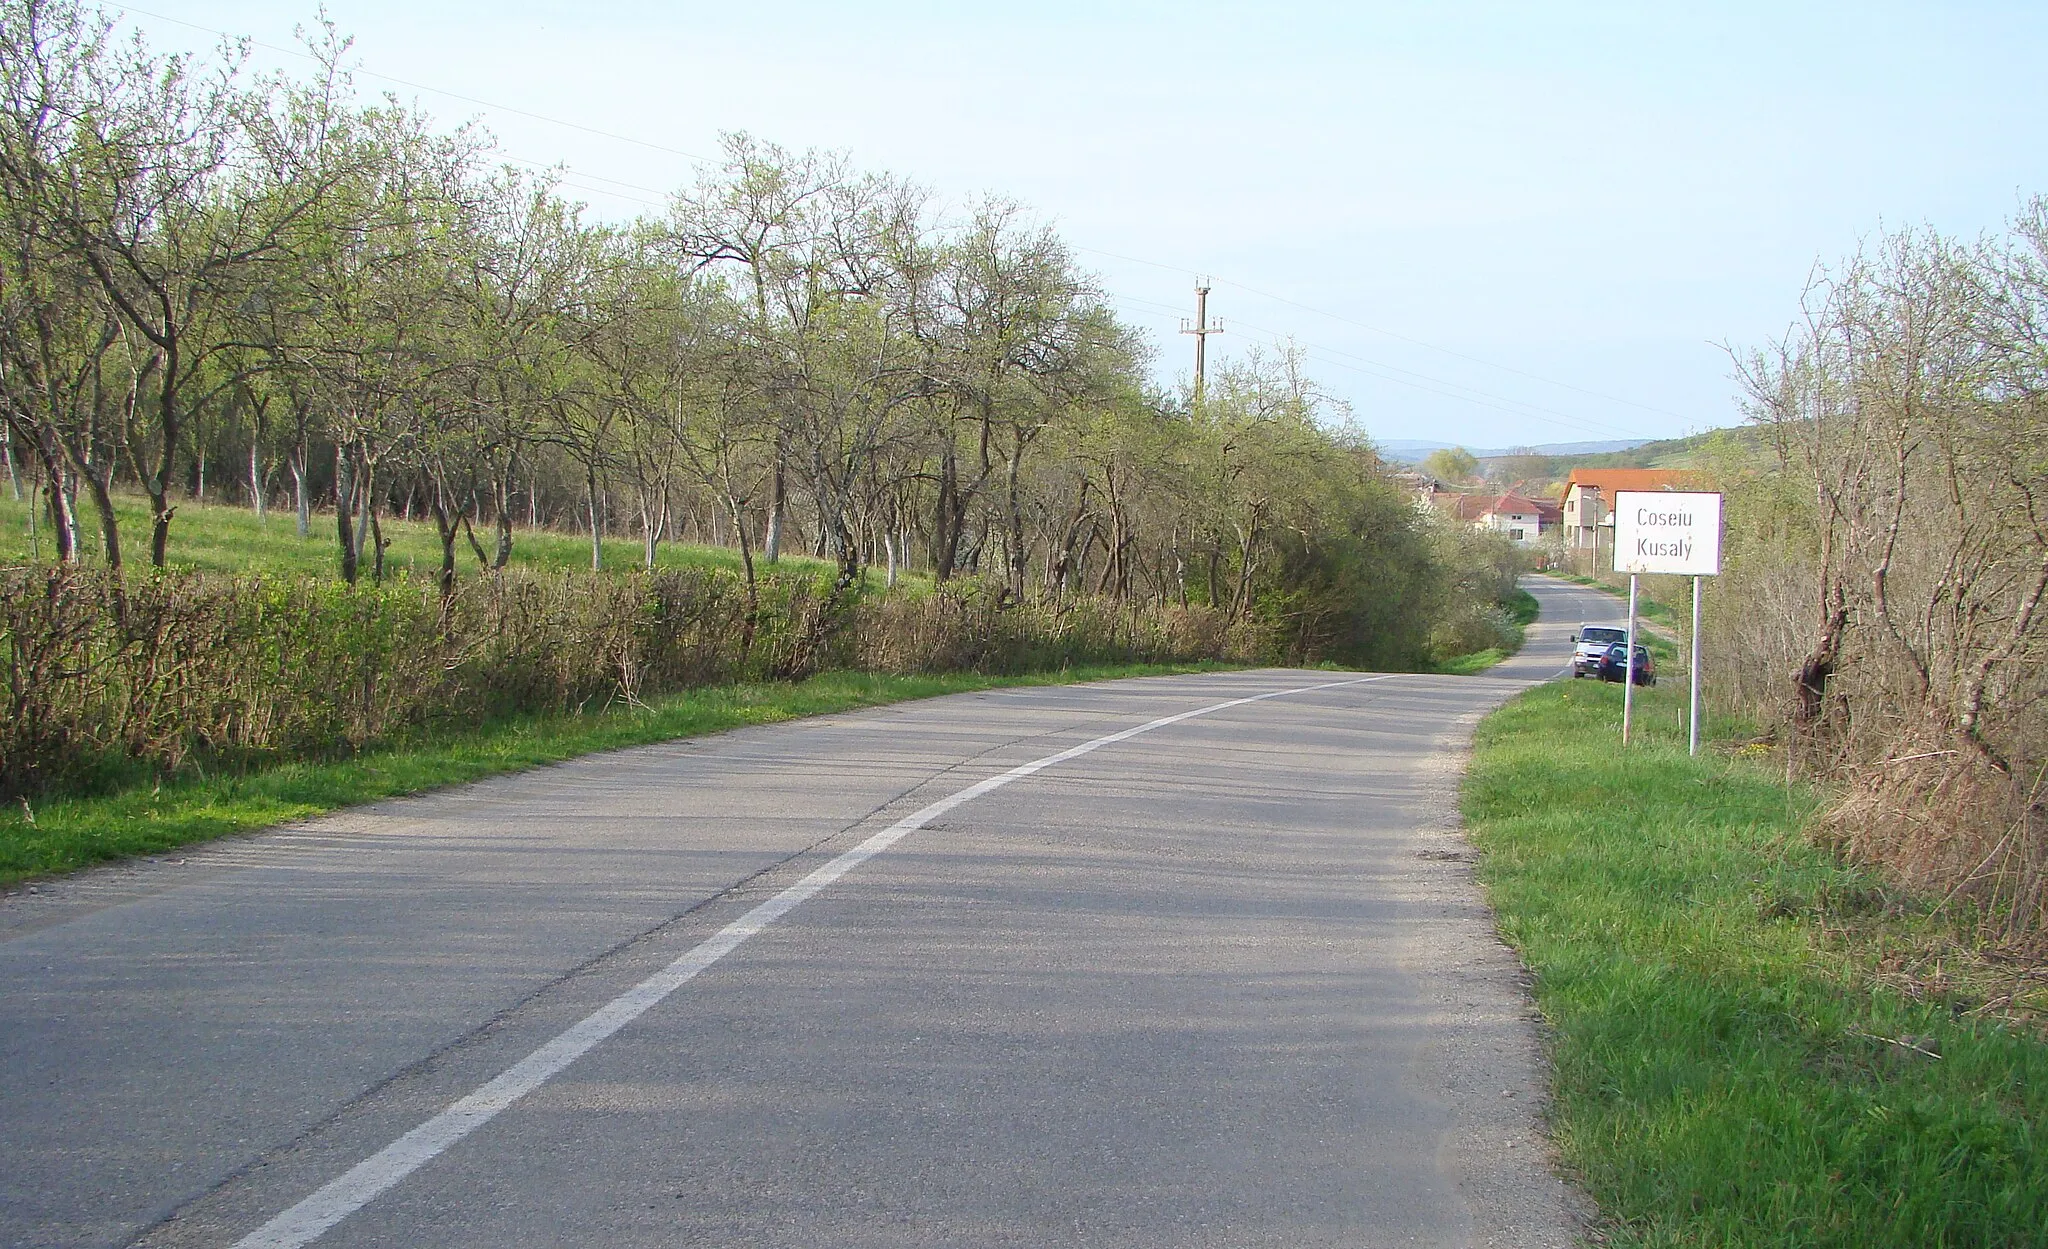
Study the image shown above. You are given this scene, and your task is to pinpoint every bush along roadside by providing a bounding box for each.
[0,565,1263,803]
[0,663,1237,886]
[1464,678,2048,1247]
[1435,587,1540,675]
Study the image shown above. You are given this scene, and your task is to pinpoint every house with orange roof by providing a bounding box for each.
[1562,468,1697,552]
[1424,489,1562,545]
[1477,492,1546,543]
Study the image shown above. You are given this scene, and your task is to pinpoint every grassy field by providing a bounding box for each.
[1466,679,2048,1246]
[0,662,1240,885]
[0,489,855,584]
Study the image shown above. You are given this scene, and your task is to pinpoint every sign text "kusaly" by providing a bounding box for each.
[1611,490,1723,577]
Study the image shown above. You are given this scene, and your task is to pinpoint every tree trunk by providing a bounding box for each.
[335,446,359,585]
[728,494,760,658]
[291,442,310,537]
[368,504,387,582]
[81,468,121,572]
[248,442,266,523]
[353,463,374,565]
[1005,442,1027,599]
[494,476,514,569]
[586,467,603,571]
[146,483,174,568]
[141,338,181,568]
[763,446,784,564]
[429,487,460,600]
[1794,588,1848,729]
[3,433,19,500]
[640,490,664,569]
[34,438,77,563]
[933,439,960,582]
[1232,522,1257,620]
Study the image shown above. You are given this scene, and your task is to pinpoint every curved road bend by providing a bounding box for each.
[3,576,1622,1249]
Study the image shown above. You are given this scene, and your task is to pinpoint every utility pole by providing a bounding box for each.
[1180,277,1223,402]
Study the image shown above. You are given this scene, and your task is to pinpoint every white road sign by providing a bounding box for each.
[1613,490,1722,576]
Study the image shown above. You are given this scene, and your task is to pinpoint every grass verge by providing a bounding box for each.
[1465,678,2048,1246]
[1435,588,1541,675]
[1555,569,1681,626]
[0,662,1235,885]
[1552,571,1680,659]
[0,490,871,585]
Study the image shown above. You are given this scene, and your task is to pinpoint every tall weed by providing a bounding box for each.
[0,566,1257,800]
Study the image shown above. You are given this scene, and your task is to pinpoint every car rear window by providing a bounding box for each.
[1582,627,1626,644]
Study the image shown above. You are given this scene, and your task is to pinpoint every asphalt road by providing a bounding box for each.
[3,575,1624,1248]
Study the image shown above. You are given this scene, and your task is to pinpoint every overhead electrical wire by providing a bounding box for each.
[1107,294,1639,441]
[1077,243,1690,424]
[118,2,1676,440]
[119,3,716,162]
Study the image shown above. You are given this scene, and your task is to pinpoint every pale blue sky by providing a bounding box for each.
[124,1,2048,449]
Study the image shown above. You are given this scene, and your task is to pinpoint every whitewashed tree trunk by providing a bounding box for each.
[249,442,267,522]
[290,450,310,537]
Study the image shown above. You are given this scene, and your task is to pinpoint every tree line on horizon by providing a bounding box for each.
[0,0,1524,674]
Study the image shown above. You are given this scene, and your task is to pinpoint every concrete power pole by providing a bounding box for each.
[1180,277,1223,402]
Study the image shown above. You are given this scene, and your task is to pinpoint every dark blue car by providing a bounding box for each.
[1598,642,1655,686]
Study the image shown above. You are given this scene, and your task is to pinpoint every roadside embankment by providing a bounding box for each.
[1465,678,2048,1245]
[1434,586,1540,675]
[0,663,1236,886]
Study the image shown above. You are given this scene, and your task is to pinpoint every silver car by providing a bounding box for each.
[1570,624,1629,677]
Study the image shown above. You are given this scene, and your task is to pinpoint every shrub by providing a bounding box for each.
[0,565,1253,800]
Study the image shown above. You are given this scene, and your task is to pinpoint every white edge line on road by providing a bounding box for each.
[230,673,1395,1249]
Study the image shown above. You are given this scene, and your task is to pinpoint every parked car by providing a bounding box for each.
[1597,642,1655,686]
[1570,624,1629,678]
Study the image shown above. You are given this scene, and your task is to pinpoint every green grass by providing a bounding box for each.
[1436,647,1511,675]
[0,489,866,584]
[0,662,1237,884]
[1505,586,1540,626]
[1555,571,1680,659]
[1556,569,1681,625]
[1466,679,2048,1246]
[1433,588,1541,675]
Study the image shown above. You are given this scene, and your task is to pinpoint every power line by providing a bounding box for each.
[495,156,670,209]
[1108,292,1642,440]
[119,4,717,163]
[118,3,1677,440]
[1179,278,1222,398]
[1222,314,1642,441]
[1077,243,1691,423]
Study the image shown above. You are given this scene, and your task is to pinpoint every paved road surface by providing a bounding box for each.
[3,576,1623,1248]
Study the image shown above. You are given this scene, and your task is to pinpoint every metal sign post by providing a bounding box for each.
[1612,490,1724,751]
[1622,574,1639,744]
[1690,575,1703,755]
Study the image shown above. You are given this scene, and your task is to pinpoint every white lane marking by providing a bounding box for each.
[230,674,1392,1249]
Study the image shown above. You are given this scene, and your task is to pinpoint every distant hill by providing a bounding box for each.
[1384,426,1765,494]
[1377,438,1652,463]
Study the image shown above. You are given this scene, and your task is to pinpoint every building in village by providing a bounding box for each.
[1412,479,1562,547]
[1473,492,1560,543]
[1561,467,1696,562]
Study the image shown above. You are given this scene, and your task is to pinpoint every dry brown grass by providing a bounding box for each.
[0,566,1260,801]
[1819,749,2048,948]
